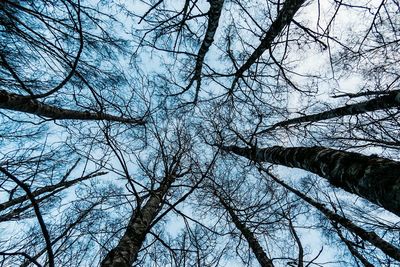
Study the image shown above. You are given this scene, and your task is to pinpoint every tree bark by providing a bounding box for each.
[234,0,306,79]
[263,169,400,262]
[222,145,400,216]
[100,175,175,267]
[259,91,400,133]
[216,193,274,267]
[332,223,374,267]
[190,0,224,98]
[0,90,145,124]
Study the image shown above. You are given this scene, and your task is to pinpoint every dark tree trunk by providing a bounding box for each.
[189,0,224,101]
[222,145,400,216]
[216,193,274,267]
[100,175,175,267]
[263,169,400,261]
[234,0,306,78]
[194,0,224,74]
[0,90,145,124]
[259,91,400,133]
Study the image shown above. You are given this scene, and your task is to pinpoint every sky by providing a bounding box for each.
[0,0,399,266]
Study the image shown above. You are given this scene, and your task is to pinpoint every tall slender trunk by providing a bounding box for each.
[263,169,400,261]
[259,91,400,133]
[100,175,176,267]
[332,223,374,267]
[234,0,305,79]
[189,0,224,101]
[222,145,400,216]
[194,0,224,75]
[0,90,145,124]
[215,193,274,267]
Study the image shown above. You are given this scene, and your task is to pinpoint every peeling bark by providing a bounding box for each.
[259,91,400,133]
[0,90,145,124]
[216,193,274,267]
[234,0,306,79]
[264,169,400,262]
[222,145,400,216]
[100,175,176,267]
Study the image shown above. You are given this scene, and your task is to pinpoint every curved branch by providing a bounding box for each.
[0,171,106,212]
[31,0,84,99]
[0,167,54,267]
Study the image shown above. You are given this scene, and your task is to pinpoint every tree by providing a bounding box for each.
[101,124,195,266]
[214,191,274,267]
[1,0,400,266]
[221,145,400,216]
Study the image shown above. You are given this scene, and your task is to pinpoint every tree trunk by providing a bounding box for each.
[0,90,145,124]
[188,0,224,102]
[234,0,306,78]
[263,169,400,261]
[332,223,374,267]
[216,193,274,267]
[100,175,175,267]
[191,0,224,82]
[259,91,400,133]
[222,145,400,216]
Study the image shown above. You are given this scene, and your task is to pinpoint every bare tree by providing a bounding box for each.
[221,145,400,216]
[258,90,400,134]
[1,0,400,266]
[259,168,400,262]
[213,189,274,267]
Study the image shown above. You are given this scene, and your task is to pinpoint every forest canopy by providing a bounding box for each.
[0,0,399,266]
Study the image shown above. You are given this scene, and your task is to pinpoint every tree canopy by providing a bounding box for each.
[0,0,399,266]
